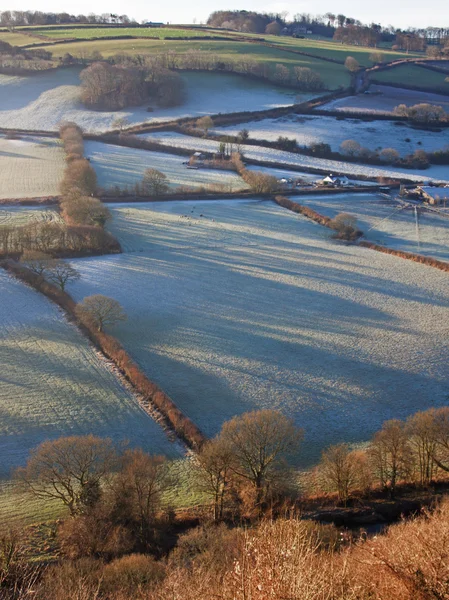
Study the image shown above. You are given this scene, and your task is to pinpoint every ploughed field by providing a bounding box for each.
[0,69,302,133]
[86,141,249,192]
[0,136,64,199]
[0,270,178,481]
[69,199,449,466]
[297,192,449,262]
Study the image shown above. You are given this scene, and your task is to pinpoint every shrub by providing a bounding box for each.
[101,554,165,595]
[329,213,362,241]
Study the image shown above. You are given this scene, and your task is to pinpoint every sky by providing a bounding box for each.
[3,0,446,29]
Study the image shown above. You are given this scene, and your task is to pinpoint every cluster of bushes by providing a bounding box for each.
[0,40,54,71]
[80,59,185,111]
[394,102,448,124]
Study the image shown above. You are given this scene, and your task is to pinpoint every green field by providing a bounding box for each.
[265,35,423,66]
[0,30,48,46]
[39,38,350,89]
[30,26,234,40]
[371,64,449,93]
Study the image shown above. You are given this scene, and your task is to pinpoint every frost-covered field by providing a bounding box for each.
[0,69,303,133]
[0,205,61,226]
[322,85,449,115]
[139,132,449,183]
[85,141,248,191]
[69,200,449,466]
[214,114,449,155]
[297,192,449,262]
[0,270,178,478]
[0,136,64,199]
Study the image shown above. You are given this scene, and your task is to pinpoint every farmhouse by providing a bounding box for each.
[318,175,351,187]
[416,186,449,205]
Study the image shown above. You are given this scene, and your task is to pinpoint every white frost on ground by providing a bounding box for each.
[0,205,61,225]
[322,85,449,115]
[85,141,248,191]
[0,270,179,477]
[139,131,449,183]
[297,192,449,262]
[0,69,303,133]
[0,136,65,199]
[69,199,449,467]
[214,114,449,155]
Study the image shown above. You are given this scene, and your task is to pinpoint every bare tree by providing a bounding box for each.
[368,420,411,497]
[340,139,362,157]
[195,437,236,521]
[112,449,172,546]
[344,56,360,72]
[219,410,303,507]
[142,168,170,196]
[46,260,80,291]
[196,116,214,134]
[61,196,111,227]
[318,443,361,505]
[20,250,52,276]
[406,410,438,485]
[113,116,130,131]
[15,435,118,516]
[76,294,126,332]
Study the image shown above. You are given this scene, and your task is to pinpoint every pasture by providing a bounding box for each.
[0,69,301,132]
[29,26,235,40]
[138,131,449,182]
[262,34,423,65]
[370,65,449,94]
[85,141,249,192]
[37,39,351,89]
[0,269,178,482]
[214,114,449,155]
[69,199,449,467]
[322,84,449,115]
[297,192,449,262]
[0,136,64,199]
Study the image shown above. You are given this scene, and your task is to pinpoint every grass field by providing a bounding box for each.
[214,114,449,155]
[370,64,449,93]
[69,199,449,467]
[0,136,64,199]
[0,269,179,482]
[138,131,449,183]
[296,192,449,262]
[86,141,249,192]
[30,26,235,40]
[0,69,302,132]
[252,34,423,65]
[37,39,350,89]
[0,30,47,46]
[323,84,449,115]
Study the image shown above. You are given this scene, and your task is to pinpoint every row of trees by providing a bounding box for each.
[109,50,326,92]
[15,404,449,528]
[316,407,449,503]
[0,10,135,27]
